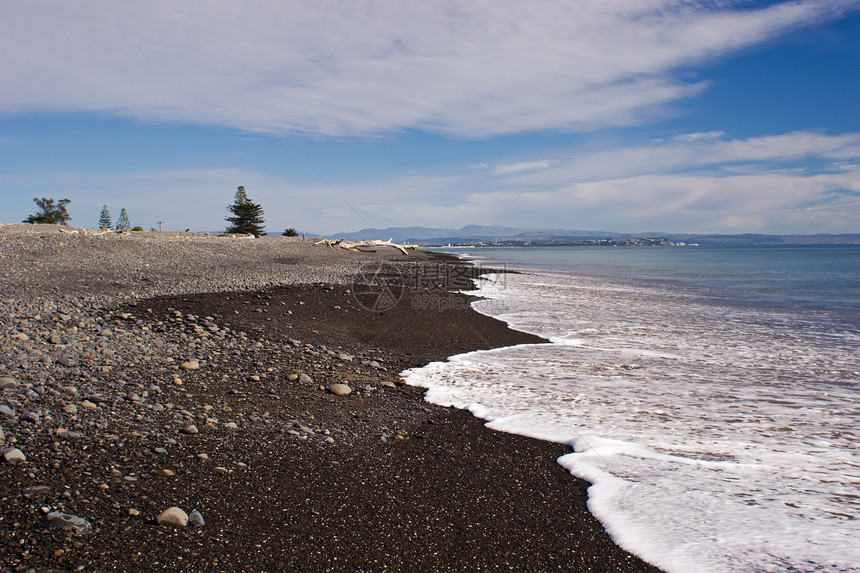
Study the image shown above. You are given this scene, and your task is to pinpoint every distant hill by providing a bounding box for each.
[663,233,860,246]
[330,225,632,244]
[327,226,860,246]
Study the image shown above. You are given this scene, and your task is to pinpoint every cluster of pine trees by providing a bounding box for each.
[23,187,296,237]
[98,205,131,231]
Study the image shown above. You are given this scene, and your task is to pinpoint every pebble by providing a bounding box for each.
[0,377,17,390]
[188,509,205,527]
[298,373,313,385]
[156,506,188,527]
[80,400,98,410]
[329,383,352,396]
[63,404,78,414]
[287,374,298,381]
[46,511,93,535]
[180,359,199,371]
[0,405,15,419]
[181,424,199,434]
[3,447,26,463]
[56,429,83,440]
[0,426,4,446]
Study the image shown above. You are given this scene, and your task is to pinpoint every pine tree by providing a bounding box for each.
[98,205,112,230]
[115,208,130,232]
[225,186,266,236]
[23,198,72,225]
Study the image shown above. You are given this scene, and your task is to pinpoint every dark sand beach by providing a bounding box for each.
[0,226,662,572]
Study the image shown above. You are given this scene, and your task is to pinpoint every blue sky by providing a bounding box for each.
[2,0,859,235]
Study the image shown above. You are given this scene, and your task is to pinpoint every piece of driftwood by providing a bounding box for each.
[315,238,410,255]
[59,227,116,236]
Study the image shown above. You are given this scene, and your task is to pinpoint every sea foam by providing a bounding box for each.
[404,250,860,573]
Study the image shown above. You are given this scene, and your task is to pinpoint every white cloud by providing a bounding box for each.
[4,131,859,235]
[673,131,726,142]
[478,131,860,233]
[3,0,858,137]
[492,160,556,176]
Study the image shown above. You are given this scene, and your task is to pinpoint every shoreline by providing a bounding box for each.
[1,227,662,572]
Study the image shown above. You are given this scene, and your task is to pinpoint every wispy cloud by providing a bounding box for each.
[492,160,556,176]
[4,131,858,235]
[3,1,858,137]
[327,130,860,233]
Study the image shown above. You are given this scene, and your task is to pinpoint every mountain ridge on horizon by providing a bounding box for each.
[324,225,860,246]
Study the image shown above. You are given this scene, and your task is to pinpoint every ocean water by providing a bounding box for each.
[403,246,860,573]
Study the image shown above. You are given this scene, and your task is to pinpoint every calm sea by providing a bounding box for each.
[404,245,860,573]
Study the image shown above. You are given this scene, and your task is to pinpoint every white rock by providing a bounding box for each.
[180,360,199,371]
[156,506,188,527]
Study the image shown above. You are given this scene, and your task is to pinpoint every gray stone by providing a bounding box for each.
[57,429,83,440]
[24,485,52,496]
[181,424,199,435]
[56,356,77,367]
[0,405,15,419]
[298,373,313,385]
[46,511,93,535]
[188,509,205,527]
[0,426,4,446]
[0,377,18,390]
[156,506,188,527]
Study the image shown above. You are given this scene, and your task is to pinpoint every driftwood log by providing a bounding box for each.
[315,238,410,255]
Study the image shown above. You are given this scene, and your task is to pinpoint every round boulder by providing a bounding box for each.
[156,506,188,527]
[328,383,352,396]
